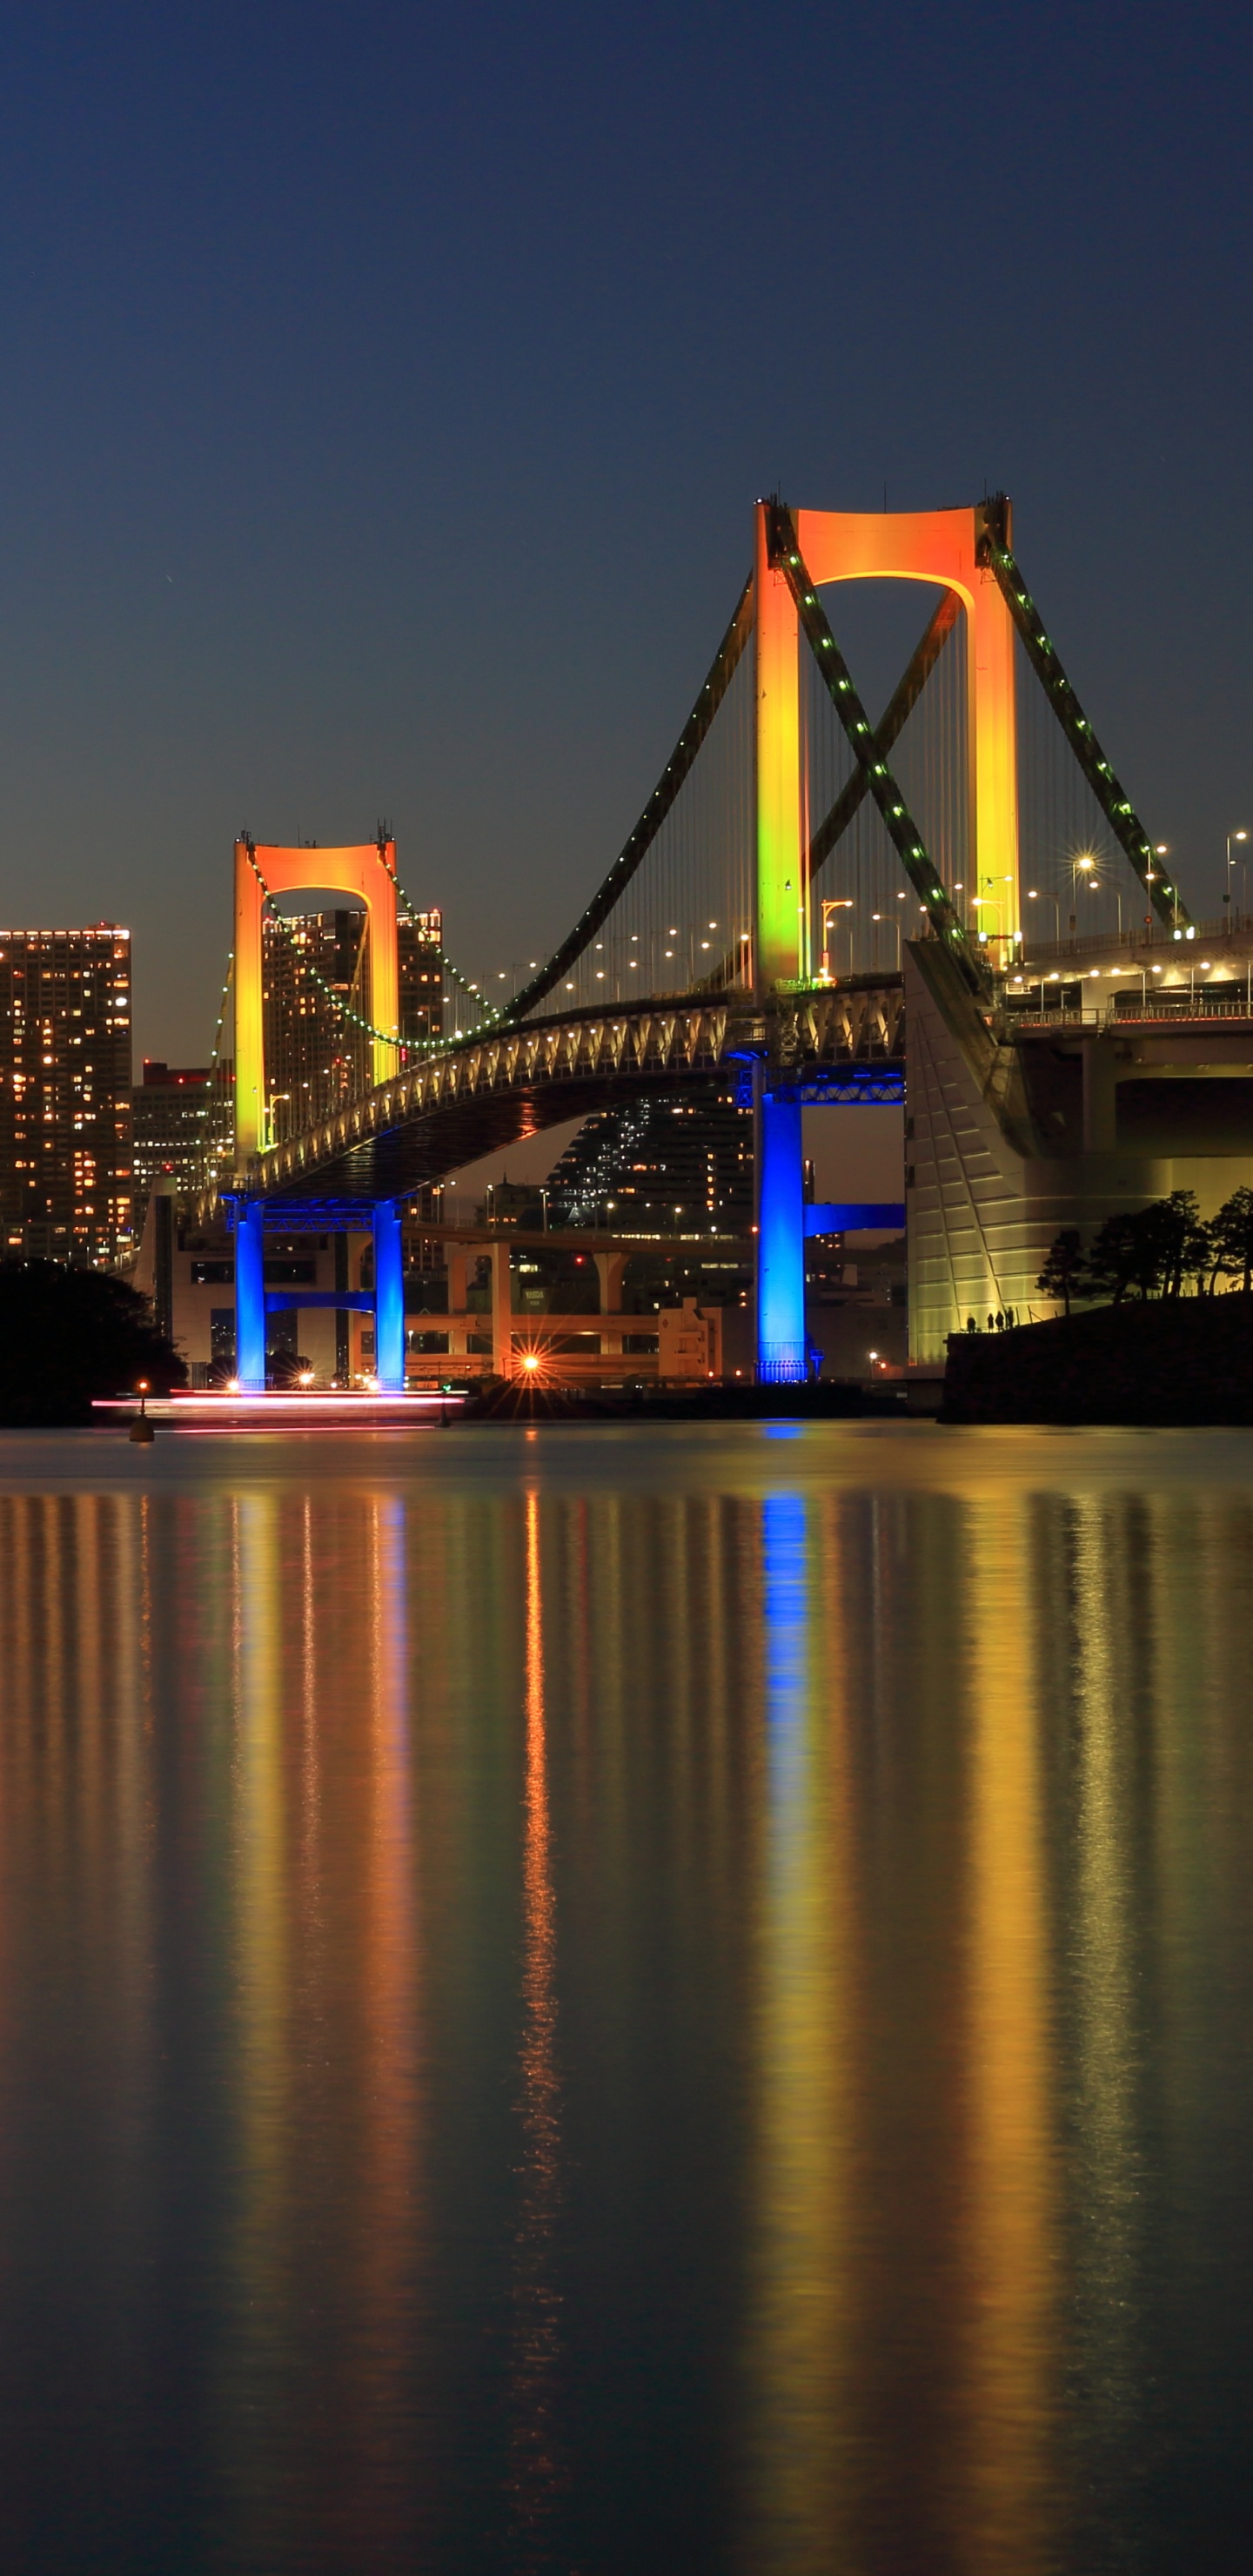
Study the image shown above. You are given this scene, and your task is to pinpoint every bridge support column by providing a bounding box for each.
[491,1240,513,1379]
[372,1201,405,1390]
[446,1244,468,1355]
[235,1200,267,1391]
[595,1250,627,1358]
[755,1079,807,1381]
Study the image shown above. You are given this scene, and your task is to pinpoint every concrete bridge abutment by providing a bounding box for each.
[904,943,1253,1357]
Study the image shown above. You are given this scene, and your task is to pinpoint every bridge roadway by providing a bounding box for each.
[213,978,907,1214]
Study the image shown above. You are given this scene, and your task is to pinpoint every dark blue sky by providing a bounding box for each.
[0,0,1249,1060]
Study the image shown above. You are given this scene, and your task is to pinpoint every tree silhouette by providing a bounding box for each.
[0,1261,185,1425]
[1140,1191,1208,1297]
[1086,1212,1143,1304]
[1037,1228,1089,1318]
[1208,1186,1253,1295]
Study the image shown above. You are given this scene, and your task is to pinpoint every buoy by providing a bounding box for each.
[129,1381,156,1444]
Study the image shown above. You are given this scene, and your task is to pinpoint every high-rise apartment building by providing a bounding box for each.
[260,905,443,1145]
[399,908,444,1047]
[262,909,368,1144]
[0,926,133,1266]
[547,1085,754,1233]
[131,1060,230,1238]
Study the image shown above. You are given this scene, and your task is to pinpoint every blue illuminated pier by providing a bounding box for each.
[224,1196,404,1392]
[754,1084,807,1382]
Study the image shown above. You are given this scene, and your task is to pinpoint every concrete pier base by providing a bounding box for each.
[905,943,1253,1358]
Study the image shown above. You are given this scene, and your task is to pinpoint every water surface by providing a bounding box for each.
[1,1420,1251,2573]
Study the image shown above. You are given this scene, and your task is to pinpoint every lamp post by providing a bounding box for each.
[129,1379,155,1446]
[1026,889,1062,943]
[1226,828,1248,929]
[1152,844,1180,932]
[1069,852,1096,939]
[820,898,853,980]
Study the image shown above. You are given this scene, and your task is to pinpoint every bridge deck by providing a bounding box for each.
[208,980,907,1212]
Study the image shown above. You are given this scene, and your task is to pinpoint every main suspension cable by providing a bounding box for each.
[499,573,754,1025]
[977,495,1189,933]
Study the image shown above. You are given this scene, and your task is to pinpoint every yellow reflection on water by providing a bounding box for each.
[203,1486,429,2561]
[507,1488,565,2550]
[747,1491,858,2573]
[743,1477,1063,2574]
[956,1492,1059,2571]
[4,1431,1253,2572]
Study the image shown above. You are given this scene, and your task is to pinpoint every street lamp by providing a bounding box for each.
[265,1090,290,1150]
[820,897,853,979]
[1026,888,1062,943]
[1226,828,1248,928]
[1069,852,1096,936]
[1152,844,1181,931]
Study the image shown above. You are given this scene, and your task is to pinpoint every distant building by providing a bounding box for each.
[484,1177,545,1226]
[399,907,444,1048]
[131,1061,224,1238]
[546,1085,754,1232]
[259,904,443,1145]
[0,925,133,1266]
[261,909,367,1145]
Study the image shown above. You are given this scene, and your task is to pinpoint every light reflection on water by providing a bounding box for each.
[0,1425,1251,2573]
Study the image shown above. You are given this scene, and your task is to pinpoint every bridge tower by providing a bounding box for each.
[232,835,402,1162]
[231,834,405,1391]
[753,498,1021,1379]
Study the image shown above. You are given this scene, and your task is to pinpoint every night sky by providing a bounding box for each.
[0,1,1249,1066]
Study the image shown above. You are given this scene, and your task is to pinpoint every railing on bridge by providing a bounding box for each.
[1019,916,1253,968]
[1002,995,1253,1036]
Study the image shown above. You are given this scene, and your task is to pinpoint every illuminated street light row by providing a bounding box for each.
[480,833,1253,1009]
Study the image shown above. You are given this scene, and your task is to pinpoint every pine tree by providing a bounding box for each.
[1207,1186,1253,1296]
[1036,1228,1089,1318]
[1087,1212,1144,1304]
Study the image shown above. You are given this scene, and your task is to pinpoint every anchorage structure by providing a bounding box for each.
[218,493,1184,1386]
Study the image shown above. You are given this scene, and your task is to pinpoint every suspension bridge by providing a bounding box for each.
[204,490,1253,1386]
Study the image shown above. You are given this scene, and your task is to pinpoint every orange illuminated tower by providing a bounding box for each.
[232,836,401,1163]
[754,497,1020,1378]
[754,498,1020,987]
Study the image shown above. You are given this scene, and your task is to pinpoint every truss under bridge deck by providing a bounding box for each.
[210,981,905,1212]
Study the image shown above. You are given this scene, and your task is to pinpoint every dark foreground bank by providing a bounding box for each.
[943,1295,1253,1424]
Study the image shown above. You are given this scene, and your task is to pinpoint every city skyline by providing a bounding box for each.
[0,3,1247,1064]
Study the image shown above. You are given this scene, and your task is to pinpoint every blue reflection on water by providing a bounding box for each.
[762,1492,808,1749]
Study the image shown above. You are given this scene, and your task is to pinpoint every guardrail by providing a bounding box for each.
[1002,996,1253,1037]
[1021,915,1253,967]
